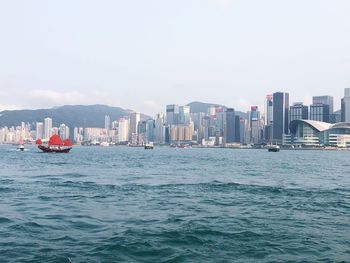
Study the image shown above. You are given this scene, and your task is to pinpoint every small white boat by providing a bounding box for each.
[144,143,154,150]
[268,144,280,152]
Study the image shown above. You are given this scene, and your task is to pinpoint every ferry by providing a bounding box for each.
[144,143,154,150]
[267,144,280,152]
[36,135,73,153]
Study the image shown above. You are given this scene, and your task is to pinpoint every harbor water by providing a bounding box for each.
[0,146,349,262]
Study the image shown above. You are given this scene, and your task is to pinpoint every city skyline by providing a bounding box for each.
[1,88,350,148]
[1,0,350,114]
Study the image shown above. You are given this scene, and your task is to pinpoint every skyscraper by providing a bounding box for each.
[129,112,140,136]
[44,117,52,140]
[224,108,235,144]
[250,106,261,144]
[272,92,289,143]
[59,124,70,140]
[265,95,273,125]
[179,105,191,124]
[310,104,330,122]
[341,88,350,122]
[104,115,110,131]
[312,96,334,114]
[290,103,308,122]
[118,118,129,143]
[166,104,179,126]
[36,122,43,140]
[234,115,241,143]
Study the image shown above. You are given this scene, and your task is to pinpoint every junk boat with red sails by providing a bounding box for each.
[36,134,73,153]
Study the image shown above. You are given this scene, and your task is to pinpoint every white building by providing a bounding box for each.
[118,118,129,143]
[36,122,43,140]
[44,117,52,140]
[129,112,140,140]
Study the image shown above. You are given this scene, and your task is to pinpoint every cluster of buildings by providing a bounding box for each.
[0,117,70,144]
[1,88,350,148]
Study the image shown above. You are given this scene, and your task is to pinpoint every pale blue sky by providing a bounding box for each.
[0,0,349,115]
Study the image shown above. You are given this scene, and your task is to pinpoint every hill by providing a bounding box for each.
[0,104,150,129]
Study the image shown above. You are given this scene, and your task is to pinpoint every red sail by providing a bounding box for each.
[63,139,73,146]
[35,139,42,145]
[48,134,63,146]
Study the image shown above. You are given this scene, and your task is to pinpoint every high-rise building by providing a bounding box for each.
[129,112,140,140]
[341,88,350,122]
[250,106,261,144]
[272,92,289,143]
[105,115,110,131]
[166,105,179,126]
[179,105,191,124]
[224,108,235,144]
[59,124,70,140]
[290,103,308,122]
[310,104,330,122]
[118,118,129,143]
[44,117,52,140]
[265,95,273,125]
[234,115,241,143]
[36,122,43,140]
[155,113,165,143]
[313,96,334,114]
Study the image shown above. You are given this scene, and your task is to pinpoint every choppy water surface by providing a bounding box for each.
[0,146,349,262]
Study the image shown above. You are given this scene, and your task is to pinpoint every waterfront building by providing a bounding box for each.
[155,113,165,144]
[36,122,43,140]
[74,127,84,144]
[250,106,261,144]
[224,108,235,144]
[290,103,308,122]
[118,118,129,143]
[170,123,193,143]
[84,128,108,143]
[59,124,70,140]
[44,117,52,140]
[273,92,289,143]
[234,115,241,143]
[341,88,350,122]
[289,120,350,147]
[146,119,155,143]
[129,112,140,141]
[265,95,273,125]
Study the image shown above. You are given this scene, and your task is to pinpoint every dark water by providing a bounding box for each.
[0,146,349,262]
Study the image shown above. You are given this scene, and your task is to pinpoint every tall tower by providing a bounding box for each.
[272,92,289,143]
[44,117,52,140]
[36,122,43,140]
[224,108,235,144]
[129,112,140,142]
[105,115,110,131]
[341,88,350,122]
[265,95,273,125]
[166,105,179,126]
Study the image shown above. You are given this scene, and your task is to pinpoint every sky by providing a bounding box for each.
[0,0,349,115]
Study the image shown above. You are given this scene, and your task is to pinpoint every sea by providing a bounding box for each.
[0,145,349,263]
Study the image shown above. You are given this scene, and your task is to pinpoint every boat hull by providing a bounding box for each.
[38,145,72,153]
[268,148,280,152]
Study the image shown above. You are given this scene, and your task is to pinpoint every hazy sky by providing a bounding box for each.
[0,0,349,115]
